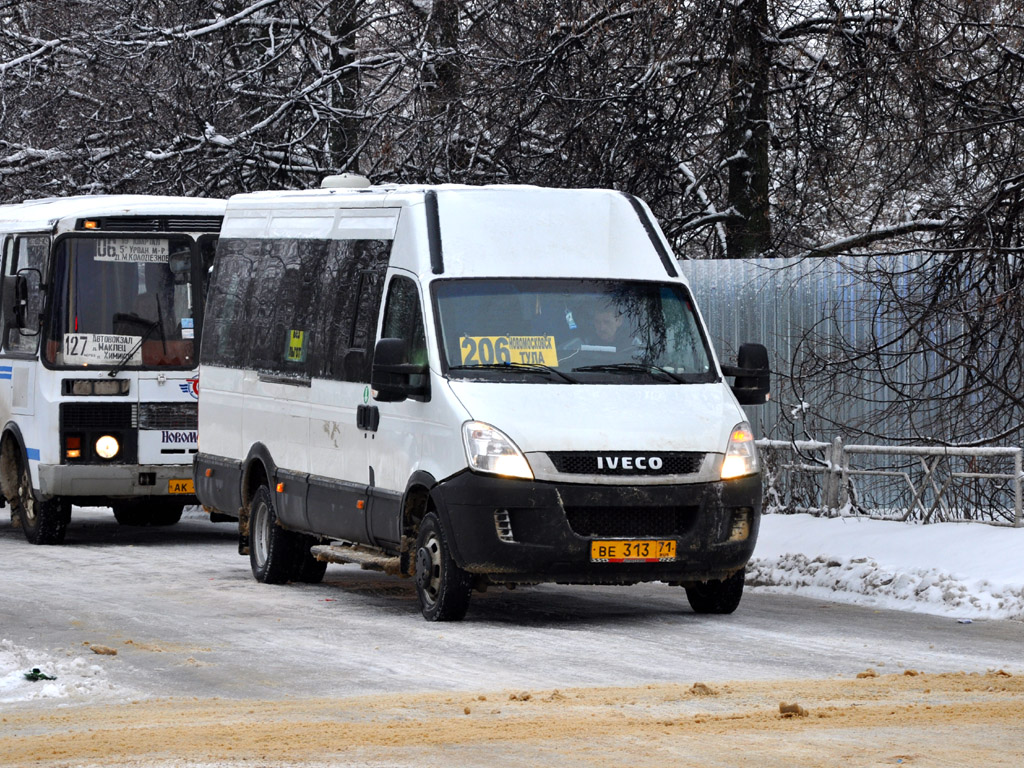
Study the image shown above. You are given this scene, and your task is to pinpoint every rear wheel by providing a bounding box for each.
[15,462,70,545]
[248,485,303,584]
[684,568,746,615]
[414,512,472,622]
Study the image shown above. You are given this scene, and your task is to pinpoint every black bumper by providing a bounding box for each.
[429,472,761,585]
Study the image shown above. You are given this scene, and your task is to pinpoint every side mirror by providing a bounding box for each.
[721,342,770,405]
[168,251,192,285]
[2,273,31,331]
[371,338,429,402]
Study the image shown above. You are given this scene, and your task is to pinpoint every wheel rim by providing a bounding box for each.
[18,466,36,525]
[252,499,270,568]
[415,535,442,607]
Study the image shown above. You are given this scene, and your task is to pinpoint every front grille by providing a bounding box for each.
[565,505,698,538]
[75,215,223,233]
[60,402,136,430]
[139,402,198,430]
[548,451,704,476]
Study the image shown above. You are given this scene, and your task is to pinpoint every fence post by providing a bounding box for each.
[824,436,844,512]
[1015,449,1022,528]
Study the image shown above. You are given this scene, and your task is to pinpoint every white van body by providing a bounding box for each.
[0,195,225,543]
[196,184,767,620]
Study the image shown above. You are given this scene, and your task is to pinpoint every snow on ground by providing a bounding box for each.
[750,513,1024,621]
[0,639,128,705]
[1,512,1021,706]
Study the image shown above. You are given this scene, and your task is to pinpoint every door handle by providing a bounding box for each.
[357,404,380,432]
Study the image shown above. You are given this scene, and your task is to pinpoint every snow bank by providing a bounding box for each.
[0,639,127,704]
[750,513,1024,620]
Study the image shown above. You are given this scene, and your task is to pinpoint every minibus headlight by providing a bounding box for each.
[95,435,120,460]
[462,421,533,480]
[720,422,758,480]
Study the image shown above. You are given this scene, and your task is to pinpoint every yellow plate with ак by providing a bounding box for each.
[168,478,195,494]
[590,540,676,563]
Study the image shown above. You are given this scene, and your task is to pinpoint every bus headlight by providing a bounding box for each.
[95,435,120,460]
[462,421,533,480]
[720,422,758,480]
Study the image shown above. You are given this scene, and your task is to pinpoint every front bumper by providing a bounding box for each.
[37,463,196,502]
[429,471,761,585]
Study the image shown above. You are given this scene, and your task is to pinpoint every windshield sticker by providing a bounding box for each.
[93,238,170,263]
[459,335,558,366]
[286,330,307,363]
[63,333,142,366]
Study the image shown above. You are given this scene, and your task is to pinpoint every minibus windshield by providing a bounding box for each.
[434,278,717,384]
[44,236,200,369]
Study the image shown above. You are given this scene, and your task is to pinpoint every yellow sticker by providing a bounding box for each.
[459,335,558,366]
[286,330,306,362]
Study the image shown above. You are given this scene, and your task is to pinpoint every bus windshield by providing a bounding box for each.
[44,236,202,369]
[433,278,717,384]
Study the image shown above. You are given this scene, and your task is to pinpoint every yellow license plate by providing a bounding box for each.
[590,540,676,563]
[168,479,194,494]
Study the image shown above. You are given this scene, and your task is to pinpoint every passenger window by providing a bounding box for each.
[381,276,427,367]
[3,235,49,355]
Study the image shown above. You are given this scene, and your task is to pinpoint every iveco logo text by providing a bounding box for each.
[596,456,663,470]
[161,430,198,444]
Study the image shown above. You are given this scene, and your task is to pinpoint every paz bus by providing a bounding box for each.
[0,195,225,544]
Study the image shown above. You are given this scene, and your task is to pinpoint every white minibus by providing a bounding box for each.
[0,195,225,544]
[195,179,769,620]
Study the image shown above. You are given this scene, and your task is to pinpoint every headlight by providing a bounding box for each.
[720,422,758,480]
[95,435,120,460]
[462,421,533,480]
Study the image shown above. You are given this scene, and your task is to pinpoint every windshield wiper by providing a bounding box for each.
[448,362,577,383]
[571,362,693,383]
[107,317,160,378]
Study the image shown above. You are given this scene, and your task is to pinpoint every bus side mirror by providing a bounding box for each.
[371,338,429,402]
[2,273,30,330]
[721,342,770,405]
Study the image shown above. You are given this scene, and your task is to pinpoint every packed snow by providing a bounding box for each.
[749,513,1024,621]
[0,639,128,705]
[2,511,1021,706]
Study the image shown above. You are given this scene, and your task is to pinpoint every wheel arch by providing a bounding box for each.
[0,421,30,500]
[399,470,437,574]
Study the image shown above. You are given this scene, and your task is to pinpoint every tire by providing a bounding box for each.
[413,512,472,622]
[684,567,746,615]
[295,535,328,584]
[248,485,303,584]
[14,462,70,545]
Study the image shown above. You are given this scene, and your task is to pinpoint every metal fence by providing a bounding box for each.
[759,439,1023,527]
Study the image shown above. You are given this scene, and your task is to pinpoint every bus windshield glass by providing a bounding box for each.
[433,278,717,384]
[44,236,200,369]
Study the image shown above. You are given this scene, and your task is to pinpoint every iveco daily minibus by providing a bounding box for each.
[0,195,224,544]
[195,179,769,621]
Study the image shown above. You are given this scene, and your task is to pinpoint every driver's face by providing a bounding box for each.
[594,309,623,342]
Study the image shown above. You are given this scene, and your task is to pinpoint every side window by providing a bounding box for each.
[200,238,259,368]
[381,276,427,367]
[4,235,49,355]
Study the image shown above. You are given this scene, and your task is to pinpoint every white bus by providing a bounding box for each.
[196,179,769,621]
[0,195,225,544]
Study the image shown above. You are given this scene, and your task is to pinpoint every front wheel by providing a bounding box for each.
[248,485,303,584]
[414,512,472,622]
[14,462,70,545]
[684,567,746,615]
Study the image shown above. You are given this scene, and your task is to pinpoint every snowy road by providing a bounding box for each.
[2,507,1021,705]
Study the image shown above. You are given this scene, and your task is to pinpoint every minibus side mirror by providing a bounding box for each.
[2,271,33,331]
[371,337,430,402]
[720,342,770,405]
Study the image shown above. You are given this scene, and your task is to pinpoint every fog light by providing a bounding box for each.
[66,436,82,459]
[95,435,120,459]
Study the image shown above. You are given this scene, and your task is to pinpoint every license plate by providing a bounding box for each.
[168,479,194,494]
[590,540,676,563]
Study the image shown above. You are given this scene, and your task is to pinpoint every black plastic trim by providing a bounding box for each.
[620,193,679,277]
[425,190,444,275]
